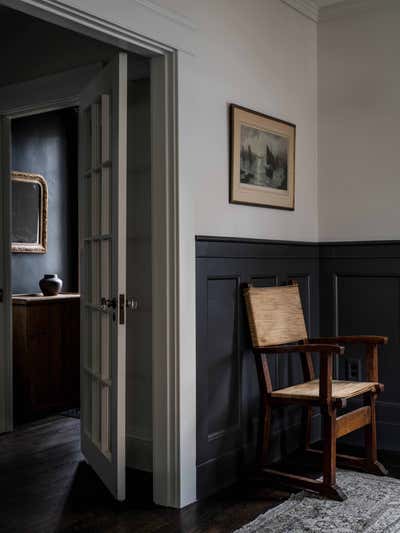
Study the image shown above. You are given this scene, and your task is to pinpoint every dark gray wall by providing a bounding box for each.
[11,108,78,294]
[196,237,400,499]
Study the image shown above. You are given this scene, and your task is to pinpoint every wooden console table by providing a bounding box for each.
[12,293,80,423]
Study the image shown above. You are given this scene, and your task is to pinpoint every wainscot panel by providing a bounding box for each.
[319,241,400,453]
[196,236,320,499]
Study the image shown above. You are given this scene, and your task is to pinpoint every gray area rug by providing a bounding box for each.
[235,470,400,532]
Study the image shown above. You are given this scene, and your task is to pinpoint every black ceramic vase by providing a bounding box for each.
[39,274,63,296]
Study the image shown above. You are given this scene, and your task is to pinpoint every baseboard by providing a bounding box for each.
[126,432,153,472]
[197,413,321,499]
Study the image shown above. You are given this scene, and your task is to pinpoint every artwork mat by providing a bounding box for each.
[11,171,48,254]
[230,104,296,210]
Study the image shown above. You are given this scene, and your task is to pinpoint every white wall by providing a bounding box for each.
[318,1,400,241]
[165,0,319,241]
[25,0,319,241]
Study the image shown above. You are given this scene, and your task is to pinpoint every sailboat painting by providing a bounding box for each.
[230,104,295,210]
[240,125,288,190]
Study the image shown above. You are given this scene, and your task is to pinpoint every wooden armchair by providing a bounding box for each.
[243,283,388,501]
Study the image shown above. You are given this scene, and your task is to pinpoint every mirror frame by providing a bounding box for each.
[11,171,48,254]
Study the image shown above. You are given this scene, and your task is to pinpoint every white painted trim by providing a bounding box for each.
[126,432,153,472]
[318,0,399,22]
[132,0,196,30]
[280,0,319,22]
[151,51,182,508]
[2,0,197,55]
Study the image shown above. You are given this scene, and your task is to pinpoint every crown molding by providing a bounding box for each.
[281,0,397,23]
[319,0,398,22]
[280,0,319,22]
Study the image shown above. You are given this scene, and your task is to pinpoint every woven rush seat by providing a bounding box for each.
[271,379,381,401]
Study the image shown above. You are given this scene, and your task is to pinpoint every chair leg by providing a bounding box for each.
[258,402,272,467]
[304,406,313,450]
[256,404,345,501]
[321,406,346,501]
[365,392,388,476]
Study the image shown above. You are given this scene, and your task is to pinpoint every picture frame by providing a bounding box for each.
[230,104,296,210]
[11,171,48,254]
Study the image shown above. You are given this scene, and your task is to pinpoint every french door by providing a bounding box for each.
[79,53,127,501]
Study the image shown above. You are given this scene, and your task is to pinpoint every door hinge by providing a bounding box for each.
[119,294,125,325]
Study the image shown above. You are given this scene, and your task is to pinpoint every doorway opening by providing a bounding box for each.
[0,3,156,507]
[11,107,80,425]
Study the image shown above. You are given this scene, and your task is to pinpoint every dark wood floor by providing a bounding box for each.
[0,416,399,533]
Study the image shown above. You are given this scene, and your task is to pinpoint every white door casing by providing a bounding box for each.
[79,52,127,501]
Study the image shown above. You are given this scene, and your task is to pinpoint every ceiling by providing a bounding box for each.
[0,6,149,88]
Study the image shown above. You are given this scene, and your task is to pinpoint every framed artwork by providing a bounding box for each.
[230,104,296,210]
[11,171,48,254]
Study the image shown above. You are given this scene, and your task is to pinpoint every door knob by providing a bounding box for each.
[126,297,139,311]
[100,297,117,311]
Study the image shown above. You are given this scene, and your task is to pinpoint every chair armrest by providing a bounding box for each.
[308,335,388,345]
[255,343,344,355]
[309,336,387,382]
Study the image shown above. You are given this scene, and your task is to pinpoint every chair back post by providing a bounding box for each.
[301,341,315,382]
[366,344,379,382]
[319,352,333,407]
[255,350,273,396]
[242,283,273,396]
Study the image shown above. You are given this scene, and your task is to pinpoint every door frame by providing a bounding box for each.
[0,0,191,509]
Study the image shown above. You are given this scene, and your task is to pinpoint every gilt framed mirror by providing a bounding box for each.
[11,171,48,254]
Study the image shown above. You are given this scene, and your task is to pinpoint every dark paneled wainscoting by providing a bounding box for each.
[196,237,400,499]
[196,237,320,499]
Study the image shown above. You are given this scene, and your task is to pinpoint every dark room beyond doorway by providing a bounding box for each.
[11,108,78,295]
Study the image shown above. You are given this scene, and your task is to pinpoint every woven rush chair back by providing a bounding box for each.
[244,284,308,348]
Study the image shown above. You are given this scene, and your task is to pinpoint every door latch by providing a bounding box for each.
[119,294,125,325]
